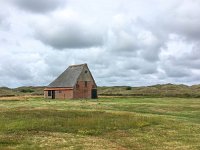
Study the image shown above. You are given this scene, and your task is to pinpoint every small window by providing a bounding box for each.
[76,84,79,88]
[85,70,87,73]
[48,90,51,96]
[85,81,87,87]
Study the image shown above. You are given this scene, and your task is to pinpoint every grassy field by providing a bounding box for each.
[0,96,200,149]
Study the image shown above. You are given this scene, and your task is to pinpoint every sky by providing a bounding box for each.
[0,0,200,88]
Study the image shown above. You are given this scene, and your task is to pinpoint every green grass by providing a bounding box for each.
[0,97,200,149]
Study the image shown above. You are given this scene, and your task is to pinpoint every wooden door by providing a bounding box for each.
[52,90,55,99]
[91,89,97,99]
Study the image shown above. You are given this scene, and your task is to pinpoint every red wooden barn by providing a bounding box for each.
[44,64,97,99]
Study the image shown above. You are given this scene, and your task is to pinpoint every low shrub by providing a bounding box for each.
[125,86,132,90]
[20,89,34,93]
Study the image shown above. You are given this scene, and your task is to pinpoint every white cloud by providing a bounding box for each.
[0,0,200,87]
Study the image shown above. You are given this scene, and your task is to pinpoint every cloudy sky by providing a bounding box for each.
[0,0,200,88]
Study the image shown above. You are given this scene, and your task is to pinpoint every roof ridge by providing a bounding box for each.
[69,63,87,67]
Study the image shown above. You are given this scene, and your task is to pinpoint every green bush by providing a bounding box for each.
[20,89,34,93]
[125,86,132,90]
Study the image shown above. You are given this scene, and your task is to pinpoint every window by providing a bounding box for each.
[85,81,87,87]
[85,70,88,73]
[48,90,51,96]
[76,84,79,88]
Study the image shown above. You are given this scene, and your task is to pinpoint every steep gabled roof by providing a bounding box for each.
[48,64,86,88]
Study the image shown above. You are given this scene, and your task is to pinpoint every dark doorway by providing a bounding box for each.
[52,90,55,99]
[48,90,51,96]
[91,89,97,99]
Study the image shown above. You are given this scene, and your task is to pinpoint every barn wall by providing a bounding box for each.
[44,89,73,99]
[44,90,50,98]
[55,90,73,99]
[73,81,95,99]
[73,65,97,99]
[78,65,96,85]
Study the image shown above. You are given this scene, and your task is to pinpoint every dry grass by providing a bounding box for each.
[0,95,41,101]
[0,131,127,150]
[30,131,127,150]
[98,84,200,98]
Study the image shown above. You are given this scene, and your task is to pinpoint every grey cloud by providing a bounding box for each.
[0,14,3,24]
[161,42,200,71]
[124,63,140,70]
[0,49,50,87]
[183,44,200,61]
[0,13,10,30]
[163,18,200,41]
[120,58,157,74]
[35,22,103,49]
[138,32,163,62]
[140,48,160,62]
[139,63,157,74]
[126,58,158,74]
[165,67,189,78]
[161,57,190,78]
[175,58,200,70]
[0,61,32,81]
[92,55,158,84]
[37,29,102,49]
[159,1,200,41]
[107,30,139,53]
[12,0,66,13]
[157,36,200,81]
[106,18,163,62]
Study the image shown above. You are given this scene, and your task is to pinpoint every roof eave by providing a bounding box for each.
[44,87,73,91]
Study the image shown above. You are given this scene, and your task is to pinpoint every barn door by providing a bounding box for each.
[91,89,97,99]
[52,90,55,99]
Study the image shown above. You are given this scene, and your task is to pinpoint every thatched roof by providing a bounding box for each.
[48,64,86,88]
